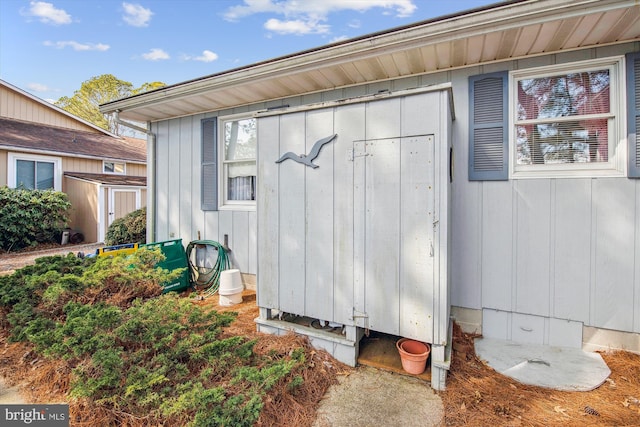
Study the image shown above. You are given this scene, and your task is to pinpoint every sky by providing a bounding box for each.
[0,0,496,103]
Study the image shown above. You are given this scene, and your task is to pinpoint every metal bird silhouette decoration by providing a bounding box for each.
[275,134,338,168]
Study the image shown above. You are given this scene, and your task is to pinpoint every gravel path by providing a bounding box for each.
[0,243,103,276]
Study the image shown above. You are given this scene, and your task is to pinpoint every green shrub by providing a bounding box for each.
[0,248,310,426]
[0,187,71,251]
[104,207,146,245]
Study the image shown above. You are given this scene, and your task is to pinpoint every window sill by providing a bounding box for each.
[218,204,256,212]
[510,167,626,179]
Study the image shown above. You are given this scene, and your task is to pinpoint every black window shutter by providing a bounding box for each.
[469,71,509,181]
[201,118,218,210]
[627,52,640,178]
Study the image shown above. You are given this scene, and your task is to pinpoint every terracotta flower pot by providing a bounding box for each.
[396,338,430,375]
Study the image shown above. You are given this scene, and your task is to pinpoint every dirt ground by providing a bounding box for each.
[1,246,640,426]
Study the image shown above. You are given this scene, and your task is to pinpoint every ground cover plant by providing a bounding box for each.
[0,250,342,426]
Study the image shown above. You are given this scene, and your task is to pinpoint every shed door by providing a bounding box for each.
[354,135,436,343]
[108,188,140,226]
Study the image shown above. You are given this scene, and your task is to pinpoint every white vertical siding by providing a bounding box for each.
[592,179,636,331]
[304,108,335,322]
[276,113,307,314]
[553,179,591,322]
[151,42,640,343]
[481,182,513,311]
[334,104,363,325]
[514,179,551,316]
[257,115,280,309]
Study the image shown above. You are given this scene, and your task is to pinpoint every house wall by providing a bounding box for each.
[61,157,146,177]
[0,85,97,132]
[151,42,640,347]
[65,177,99,242]
[0,149,6,186]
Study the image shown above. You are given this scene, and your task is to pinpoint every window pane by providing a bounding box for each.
[228,176,256,201]
[227,160,256,201]
[516,69,610,166]
[518,70,610,121]
[224,118,256,161]
[104,162,125,173]
[36,162,54,189]
[16,160,35,189]
[517,120,608,164]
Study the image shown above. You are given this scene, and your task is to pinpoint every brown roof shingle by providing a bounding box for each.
[64,172,146,186]
[0,117,146,163]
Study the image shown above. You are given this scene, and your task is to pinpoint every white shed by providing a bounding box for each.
[255,86,453,388]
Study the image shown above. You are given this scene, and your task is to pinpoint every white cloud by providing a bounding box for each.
[122,2,153,27]
[25,1,72,25]
[264,18,329,35]
[26,82,49,92]
[194,50,219,62]
[43,40,110,51]
[142,48,170,61]
[223,0,416,36]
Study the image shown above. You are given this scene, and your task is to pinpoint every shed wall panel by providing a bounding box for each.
[399,136,435,339]
[333,104,364,325]
[364,138,402,334]
[257,115,280,309]
[277,113,307,314]
[304,109,335,322]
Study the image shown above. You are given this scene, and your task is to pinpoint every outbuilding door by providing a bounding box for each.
[108,188,141,226]
[354,135,436,343]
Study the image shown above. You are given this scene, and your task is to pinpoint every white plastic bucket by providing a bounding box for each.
[219,269,243,306]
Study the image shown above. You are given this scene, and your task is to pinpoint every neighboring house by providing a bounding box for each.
[0,80,147,243]
[101,0,640,390]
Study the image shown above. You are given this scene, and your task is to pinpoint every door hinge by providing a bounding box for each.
[347,148,369,161]
[351,308,368,320]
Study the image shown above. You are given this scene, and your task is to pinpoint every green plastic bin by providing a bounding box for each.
[140,239,190,293]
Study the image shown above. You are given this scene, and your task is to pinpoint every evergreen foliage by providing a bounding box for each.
[0,248,307,426]
[0,187,71,252]
[104,206,146,245]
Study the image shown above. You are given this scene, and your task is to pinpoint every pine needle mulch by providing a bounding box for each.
[0,290,352,427]
[441,322,640,426]
[1,285,639,426]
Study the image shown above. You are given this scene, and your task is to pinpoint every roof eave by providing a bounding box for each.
[99,0,640,121]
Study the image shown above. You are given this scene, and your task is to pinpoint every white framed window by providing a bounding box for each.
[7,153,62,191]
[218,114,256,209]
[509,57,626,178]
[103,160,126,174]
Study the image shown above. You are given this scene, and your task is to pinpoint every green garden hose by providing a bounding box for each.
[185,240,230,297]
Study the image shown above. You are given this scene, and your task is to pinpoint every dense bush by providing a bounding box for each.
[0,249,307,426]
[0,187,71,252]
[105,206,146,245]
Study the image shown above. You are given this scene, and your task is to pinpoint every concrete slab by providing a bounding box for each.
[475,337,611,391]
[313,366,443,427]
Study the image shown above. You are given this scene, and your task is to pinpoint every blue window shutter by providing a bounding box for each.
[469,71,508,180]
[201,118,218,210]
[627,52,640,178]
